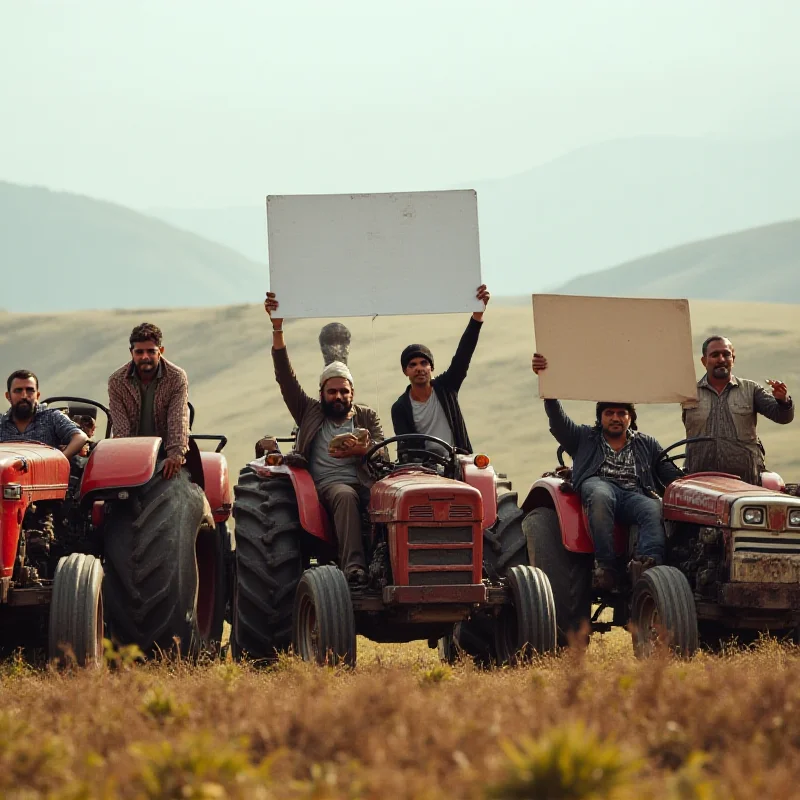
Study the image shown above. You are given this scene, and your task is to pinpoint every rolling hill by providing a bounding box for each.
[555,218,800,302]
[0,181,266,312]
[1,298,797,492]
[150,135,800,299]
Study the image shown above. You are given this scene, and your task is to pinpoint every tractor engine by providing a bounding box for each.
[369,473,484,588]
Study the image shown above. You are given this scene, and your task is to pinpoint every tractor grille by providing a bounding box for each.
[448,504,474,519]
[407,526,472,544]
[408,548,473,566]
[733,532,800,555]
[732,531,800,583]
[409,571,474,586]
[409,504,434,519]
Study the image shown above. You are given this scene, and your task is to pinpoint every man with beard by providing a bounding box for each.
[532,354,681,591]
[264,292,386,585]
[1,370,88,457]
[107,322,190,479]
[391,285,490,457]
[683,335,794,484]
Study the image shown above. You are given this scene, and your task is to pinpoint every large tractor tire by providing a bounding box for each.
[494,565,558,665]
[231,473,304,661]
[49,553,104,668]
[293,565,356,667]
[630,566,698,658]
[483,492,528,581]
[103,470,219,658]
[523,507,593,646]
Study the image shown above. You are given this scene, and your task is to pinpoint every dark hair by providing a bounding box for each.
[595,402,638,431]
[129,322,163,348]
[6,370,39,393]
[701,335,730,356]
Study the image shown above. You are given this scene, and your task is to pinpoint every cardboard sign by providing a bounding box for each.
[267,190,483,319]
[532,294,698,405]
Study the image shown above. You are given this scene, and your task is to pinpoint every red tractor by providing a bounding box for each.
[522,437,800,655]
[0,396,232,665]
[231,433,556,666]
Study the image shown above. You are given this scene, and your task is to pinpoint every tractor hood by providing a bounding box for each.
[0,442,70,502]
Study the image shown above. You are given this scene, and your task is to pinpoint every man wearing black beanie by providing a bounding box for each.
[391,285,490,456]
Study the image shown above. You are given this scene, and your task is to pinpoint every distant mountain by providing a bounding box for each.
[554,219,800,302]
[149,135,800,295]
[0,182,265,312]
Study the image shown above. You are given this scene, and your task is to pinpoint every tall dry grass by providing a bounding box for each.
[3,634,800,798]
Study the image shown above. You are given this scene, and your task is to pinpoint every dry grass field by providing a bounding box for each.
[3,634,800,798]
[1,298,800,798]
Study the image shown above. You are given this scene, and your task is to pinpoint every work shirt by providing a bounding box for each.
[684,374,794,484]
[309,417,360,490]
[597,431,639,490]
[0,407,81,449]
[135,363,161,437]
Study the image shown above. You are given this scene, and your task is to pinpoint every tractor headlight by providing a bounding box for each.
[742,507,765,526]
[789,509,800,528]
[2,485,22,500]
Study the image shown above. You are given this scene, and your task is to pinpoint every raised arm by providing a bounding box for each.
[532,353,583,455]
[755,381,794,425]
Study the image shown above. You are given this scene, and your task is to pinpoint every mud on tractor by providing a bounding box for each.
[0,397,232,666]
[522,437,800,656]
[231,432,557,667]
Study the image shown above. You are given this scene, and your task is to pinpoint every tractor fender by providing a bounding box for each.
[79,437,161,501]
[199,451,232,522]
[246,461,333,544]
[457,456,498,527]
[520,477,594,554]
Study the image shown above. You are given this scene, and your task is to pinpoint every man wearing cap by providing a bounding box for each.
[264,292,386,585]
[531,353,681,591]
[391,285,490,456]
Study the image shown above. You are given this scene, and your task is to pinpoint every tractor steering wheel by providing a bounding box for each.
[364,434,458,479]
[653,435,716,493]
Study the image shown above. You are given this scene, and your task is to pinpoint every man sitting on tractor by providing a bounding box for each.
[683,335,794,485]
[107,322,190,479]
[1,370,88,457]
[532,354,681,591]
[391,285,490,457]
[264,292,386,586]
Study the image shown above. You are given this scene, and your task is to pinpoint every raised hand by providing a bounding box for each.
[766,379,790,403]
[264,292,283,329]
[532,353,548,374]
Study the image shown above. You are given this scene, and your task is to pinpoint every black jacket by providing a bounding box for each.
[544,400,681,494]
[391,317,483,453]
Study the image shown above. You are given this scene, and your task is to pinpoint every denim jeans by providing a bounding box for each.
[579,477,665,567]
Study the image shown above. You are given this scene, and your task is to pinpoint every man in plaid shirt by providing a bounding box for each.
[107,323,190,479]
[1,370,88,457]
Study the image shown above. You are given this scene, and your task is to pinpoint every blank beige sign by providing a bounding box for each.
[532,295,698,404]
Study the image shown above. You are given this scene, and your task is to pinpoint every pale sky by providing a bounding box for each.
[2,0,798,210]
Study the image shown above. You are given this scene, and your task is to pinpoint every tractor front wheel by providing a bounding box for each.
[494,565,557,665]
[293,566,356,667]
[630,566,698,658]
[49,553,104,668]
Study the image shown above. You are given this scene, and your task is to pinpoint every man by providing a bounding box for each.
[264,292,386,585]
[1,370,88,457]
[683,335,794,484]
[391,285,490,455]
[532,354,681,590]
[107,323,190,479]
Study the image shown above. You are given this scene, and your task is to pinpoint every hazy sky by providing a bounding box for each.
[3,1,798,209]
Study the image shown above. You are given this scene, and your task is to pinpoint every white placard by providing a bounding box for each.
[533,294,698,405]
[267,191,483,318]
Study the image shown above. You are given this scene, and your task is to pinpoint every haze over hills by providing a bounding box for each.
[150,135,800,295]
[1,298,797,491]
[0,182,265,312]
[555,218,800,302]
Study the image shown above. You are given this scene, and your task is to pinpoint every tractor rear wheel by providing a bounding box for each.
[49,553,104,668]
[524,507,593,646]
[630,566,698,658]
[293,566,356,667]
[494,565,557,664]
[483,492,527,581]
[103,469,216,658]
[231,474,304,661]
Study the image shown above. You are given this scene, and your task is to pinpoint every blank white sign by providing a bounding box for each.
[267,191,484,319]
[533,294,698,405]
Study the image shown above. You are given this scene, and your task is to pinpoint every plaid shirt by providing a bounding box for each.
[0,406,81,448]
[107,356,190,460]
[597,431,639,490]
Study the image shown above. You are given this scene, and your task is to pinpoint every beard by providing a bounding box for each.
[603,423,625,439]
[12,400,35,420]
[321,398,352,419]
[712,365,730,379]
